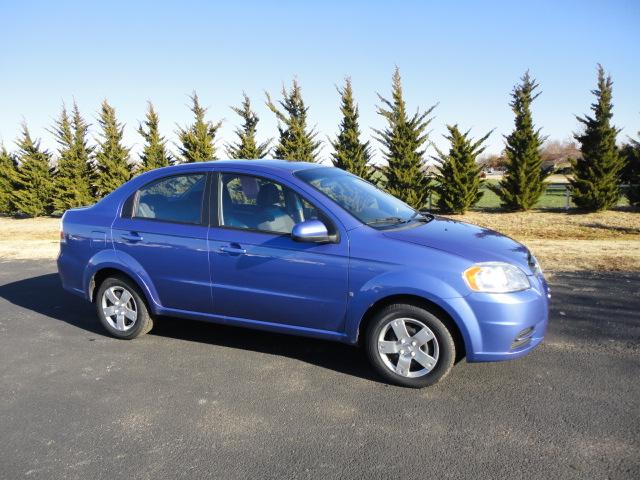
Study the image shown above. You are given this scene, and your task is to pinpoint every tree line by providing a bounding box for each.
[0,65,638,218]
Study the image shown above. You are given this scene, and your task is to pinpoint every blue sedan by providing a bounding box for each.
[57,160,549,387]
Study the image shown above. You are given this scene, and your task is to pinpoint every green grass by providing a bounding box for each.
[428,179,630,210]
[369,172,630,210]
[476,180,573,209]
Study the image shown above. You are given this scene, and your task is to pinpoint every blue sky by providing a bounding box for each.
[1,0,639,163]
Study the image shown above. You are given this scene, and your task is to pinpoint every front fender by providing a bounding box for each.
[83,249,162,312]
[344,269,480,352]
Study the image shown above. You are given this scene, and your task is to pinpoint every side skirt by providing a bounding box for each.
[154,306,354,344]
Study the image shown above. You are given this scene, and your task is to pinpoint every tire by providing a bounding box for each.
[95,276,153,339]
[365,304,455,388]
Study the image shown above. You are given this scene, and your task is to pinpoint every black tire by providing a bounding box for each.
[365,304,455,388]
[95,276,153,339]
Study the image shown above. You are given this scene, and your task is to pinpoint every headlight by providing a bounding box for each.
[463,262,530,293]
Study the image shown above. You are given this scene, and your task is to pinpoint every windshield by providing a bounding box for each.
[295,167,423,227]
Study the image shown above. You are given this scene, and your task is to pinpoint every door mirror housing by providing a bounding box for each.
[291,220,332,243]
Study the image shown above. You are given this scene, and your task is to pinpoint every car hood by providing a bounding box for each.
[383,216,535,274]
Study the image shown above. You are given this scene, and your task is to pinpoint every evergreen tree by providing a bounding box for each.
[176,92,221,163]
[620,132,640,207]
[489,72,547,211]
[226,93,270,159]
[137,101,172,173]
[51,102,95,211]
[94,100,131,197]
[330,78,375,182]
[373,67,435,209]
[0,144,17,214]
[12,124,54,217]
[433,125,492,214]
[570,65,624,211]
[266,79,321,162]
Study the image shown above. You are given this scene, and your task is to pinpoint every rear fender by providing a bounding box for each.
[83,249,161,313]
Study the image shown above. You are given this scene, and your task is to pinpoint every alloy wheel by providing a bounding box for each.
[377,317,439,378]
[101,286,138,332]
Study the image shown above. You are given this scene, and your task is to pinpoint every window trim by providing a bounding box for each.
[207,172,219,227]
[121,190,137,218]
[125,171,211,227]
[214,171,339,241]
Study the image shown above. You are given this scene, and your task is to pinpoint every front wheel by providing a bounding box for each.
[365,304,455,388]
[95,276,153,339]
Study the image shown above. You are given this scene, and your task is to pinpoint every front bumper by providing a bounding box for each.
[446,275,550,362]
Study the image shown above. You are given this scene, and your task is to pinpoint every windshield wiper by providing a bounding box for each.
[365,216,404,226]
[405,211,435,223]
[366,212,435,227]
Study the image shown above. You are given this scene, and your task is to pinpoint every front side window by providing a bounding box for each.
[295,167,417,227]
[220,174,319,234]
[135,173,206,224]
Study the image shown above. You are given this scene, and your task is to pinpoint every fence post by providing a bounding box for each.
[565,185,570,211]
[428,192,432,211]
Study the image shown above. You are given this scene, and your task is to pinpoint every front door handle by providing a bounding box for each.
[121,232,143,243]
[219,245,247,255]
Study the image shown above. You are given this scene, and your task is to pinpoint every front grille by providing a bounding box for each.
[511,327,535,350]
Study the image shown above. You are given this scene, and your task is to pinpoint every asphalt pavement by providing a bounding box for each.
[0,260,638,479]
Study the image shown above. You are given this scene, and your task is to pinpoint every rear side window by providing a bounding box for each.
[134,173,206,224]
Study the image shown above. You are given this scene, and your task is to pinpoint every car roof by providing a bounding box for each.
[156,159,328,175]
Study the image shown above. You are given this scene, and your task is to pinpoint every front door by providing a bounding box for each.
[112,172,212,313]
[209,172,349,333]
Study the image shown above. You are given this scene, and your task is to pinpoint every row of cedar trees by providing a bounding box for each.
[0,66,638,217]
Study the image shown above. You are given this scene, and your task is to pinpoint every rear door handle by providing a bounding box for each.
[219,245,246,255]
[121,232,143,243]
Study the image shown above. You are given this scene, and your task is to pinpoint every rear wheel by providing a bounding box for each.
[96,276,153,339]
[365,304,455,388]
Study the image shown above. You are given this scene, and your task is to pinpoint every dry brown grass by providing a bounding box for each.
[0,217,60,241]
[522,240,640,272]
[450,210,640,241]
[0,217,60,261]
[0,240,59,261]
[444,210,640,271]
[1,213,639,271]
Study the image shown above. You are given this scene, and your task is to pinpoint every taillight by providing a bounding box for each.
[59,218,66,244]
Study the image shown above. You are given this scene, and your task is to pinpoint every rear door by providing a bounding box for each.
[208,171,349,333]
[112,172,212,313]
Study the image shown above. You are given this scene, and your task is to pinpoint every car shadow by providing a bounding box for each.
[0,272,104,335]
[0,273,377,382]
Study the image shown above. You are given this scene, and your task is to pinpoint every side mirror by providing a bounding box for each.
[291,219,332,243]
